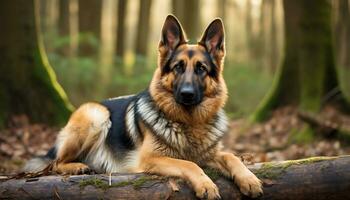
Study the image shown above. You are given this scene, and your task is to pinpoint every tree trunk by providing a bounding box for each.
[115,0,128,59]
[252,0,346,122]
[40,0,59,52]
[172,0,200,42]
[135,0,153,57]
[216,0,227,23]
[78,0,102,56]
[59,0,70,36]
[1,156,349,200]
[269,0,278,72]
[334,0,350,102]
[58,0,78,57]
[335,0,350,69]
[0,0,73,127]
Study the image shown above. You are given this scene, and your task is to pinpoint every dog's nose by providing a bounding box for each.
[180,85,195,100]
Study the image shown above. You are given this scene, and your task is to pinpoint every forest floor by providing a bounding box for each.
[1,106,350,175]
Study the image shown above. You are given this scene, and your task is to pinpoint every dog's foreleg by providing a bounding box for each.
[141,156,221,200]
[208,152,263,198]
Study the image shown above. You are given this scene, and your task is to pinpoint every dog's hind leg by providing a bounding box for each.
[53,103,111,175]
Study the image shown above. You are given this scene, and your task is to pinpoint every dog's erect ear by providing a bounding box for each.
[159,15,186,52]
[199,19,225,61]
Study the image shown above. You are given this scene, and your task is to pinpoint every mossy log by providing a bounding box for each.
[1,156,349,200]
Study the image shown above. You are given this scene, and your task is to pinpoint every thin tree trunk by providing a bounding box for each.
[269,0,278,72]
[135,0,153,57]
[69,0,79,58]
[335,0,350,69]
[115,0,128,59]
[245,0,254,60]
[58,0,70,56]
[1,156,349,200]
[41,0,59,52]
[0,0,73,127]
[78,0,102,56]
[59,0,69,36]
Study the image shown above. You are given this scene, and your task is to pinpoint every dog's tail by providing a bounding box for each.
[23,147,56,173]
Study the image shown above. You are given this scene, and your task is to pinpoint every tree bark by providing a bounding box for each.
[0,0,73,127]
[115,0,128,59]
[252,0,346,122]
[333,0,350,103]
[1,156,349,200]
[135,0,153,57]
[78,0,102,56]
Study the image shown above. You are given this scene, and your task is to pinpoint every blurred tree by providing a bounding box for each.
[334,0,350,69]
[216,0,227,23]
[135,0,153,57]
[0,0,73,127]
[268,0,278,72]
[260,0,278,72]
[115,0,127,59]
[253,0,349,123]
[172,0,200,42]
[59,0,70,36]
[78,0,102,56]
[58,0,78,57]
[40,0,59,52]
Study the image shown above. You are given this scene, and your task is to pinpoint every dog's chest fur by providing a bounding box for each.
[136,93,228,163]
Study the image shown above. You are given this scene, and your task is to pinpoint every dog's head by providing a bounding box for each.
[150,15,227,123]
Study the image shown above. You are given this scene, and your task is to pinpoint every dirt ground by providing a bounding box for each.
[1,106,350,175]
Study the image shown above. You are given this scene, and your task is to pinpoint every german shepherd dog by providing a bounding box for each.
[25,15,262,199]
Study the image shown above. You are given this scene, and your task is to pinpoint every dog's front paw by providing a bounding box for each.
[193,176,221,200]
[235,171,263,198]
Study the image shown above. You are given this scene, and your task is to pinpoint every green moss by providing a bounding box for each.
[204,168,222,181]
[255,156,336,179]
[79,178,110,190]
[78,176,156,191]
[131,176,154,189]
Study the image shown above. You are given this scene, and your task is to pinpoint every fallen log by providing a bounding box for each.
[0,156,349,200]
[297,111,350,137]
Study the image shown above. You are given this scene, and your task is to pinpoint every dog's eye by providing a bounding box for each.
[174,61,184,73]
[196,62,207,74]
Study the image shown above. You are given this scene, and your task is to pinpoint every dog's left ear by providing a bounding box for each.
[199,19,225,63]
[159,15,187,53]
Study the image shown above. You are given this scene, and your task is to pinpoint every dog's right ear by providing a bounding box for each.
[159,15,187,53]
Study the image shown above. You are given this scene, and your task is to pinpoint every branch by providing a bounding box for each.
[1,156,349,200]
